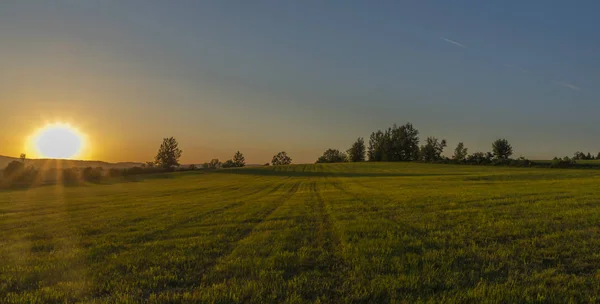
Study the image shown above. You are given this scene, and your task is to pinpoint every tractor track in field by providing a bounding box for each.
[132,182,280,243]
[311,182,348,273]
[87,181,284,266]
[319,166,379,213]
[326,177,428,238]
[175,183,291,230]
[95,181,300,299]
[196,181,302,286]
[136,181,302,298]
[319,166,426,237]
[327,179,379,213]
[310,181,341,253]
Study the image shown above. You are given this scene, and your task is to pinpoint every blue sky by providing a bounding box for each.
[1,1,599,163]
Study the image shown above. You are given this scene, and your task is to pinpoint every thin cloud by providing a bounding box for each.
[556,82,581,91]
[440,37,467,48]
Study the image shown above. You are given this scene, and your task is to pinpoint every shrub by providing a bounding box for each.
[108,168,123,177]
[83,167,103,182]
[316,149,347,163]
[272,152,292,165]
[222,160,235,168]
[3,161,24,178]
[550,157,576,168]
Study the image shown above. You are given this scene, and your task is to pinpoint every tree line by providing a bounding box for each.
[572,151,600,160]
[316,122,514,164]
[149,137,292,169]
[315,122,598,168]
[4,125,600,188]
[1,136,297,188]
[138,137,294,170]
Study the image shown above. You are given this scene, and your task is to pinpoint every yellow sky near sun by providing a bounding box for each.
[0,55,338,164]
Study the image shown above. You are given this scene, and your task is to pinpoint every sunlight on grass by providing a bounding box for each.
[1,163,600,302]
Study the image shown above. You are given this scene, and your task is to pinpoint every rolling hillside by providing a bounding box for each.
[0,155,142,170]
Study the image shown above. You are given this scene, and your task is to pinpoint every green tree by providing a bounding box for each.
[207,159,221,169]
[272,151,292,166]
[492,138,513,160]
[368,123,420,162]
[368,130,385,161]
[154,137,183,170]
[347,137,366,162]
[452,142,468,162]
[419,137,447,162]
[390,123,420,161]
[222,159,235,168]
[466,152,490,165]
[19,153,26,164]
[316,149,347,163]
[233,151,246,167]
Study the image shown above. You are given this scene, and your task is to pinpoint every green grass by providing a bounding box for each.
[2,163,600,303]
[534,159,600,165]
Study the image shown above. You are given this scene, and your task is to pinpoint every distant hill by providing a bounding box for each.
[0,155,142,170]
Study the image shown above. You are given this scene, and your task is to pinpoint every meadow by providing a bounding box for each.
[2,163,600,303]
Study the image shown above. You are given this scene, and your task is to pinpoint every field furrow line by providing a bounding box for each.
[87,181,282,265]
[198,181,302,284]
[138,181,283,238]
[326,178,427,238]
[311,181,342,254]
[328,179,379,212]
[311,182,349,276]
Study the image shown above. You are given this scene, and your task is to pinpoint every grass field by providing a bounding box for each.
[2,163,600,303]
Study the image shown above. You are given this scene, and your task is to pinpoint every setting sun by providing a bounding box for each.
[29,123,86,159]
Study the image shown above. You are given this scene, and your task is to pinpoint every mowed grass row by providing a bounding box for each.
[2,163,600,302]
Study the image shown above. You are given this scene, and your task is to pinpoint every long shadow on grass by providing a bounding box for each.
[214,169,466,178]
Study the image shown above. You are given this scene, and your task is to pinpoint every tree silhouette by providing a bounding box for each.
[347,137,366,162]
[368,130,385,161]
[467,152,491,165]
[316,149,347,163]
[420,137,447,162]
[368,123,420,162]
[222,159,235,168]
[233,151,246,167]
[154,137,183,170]
[492,139,513,160]
[272,151,292,165]
[207,159,221,169]
[452,142,468,162]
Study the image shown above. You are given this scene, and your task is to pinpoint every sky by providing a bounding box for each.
[1,1,599,164]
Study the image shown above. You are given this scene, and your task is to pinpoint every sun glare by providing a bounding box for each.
[30,123,86,159]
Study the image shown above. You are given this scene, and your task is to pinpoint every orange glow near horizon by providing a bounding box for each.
[26,123,89,159]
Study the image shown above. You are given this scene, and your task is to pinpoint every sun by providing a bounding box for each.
[29,123,86,159]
